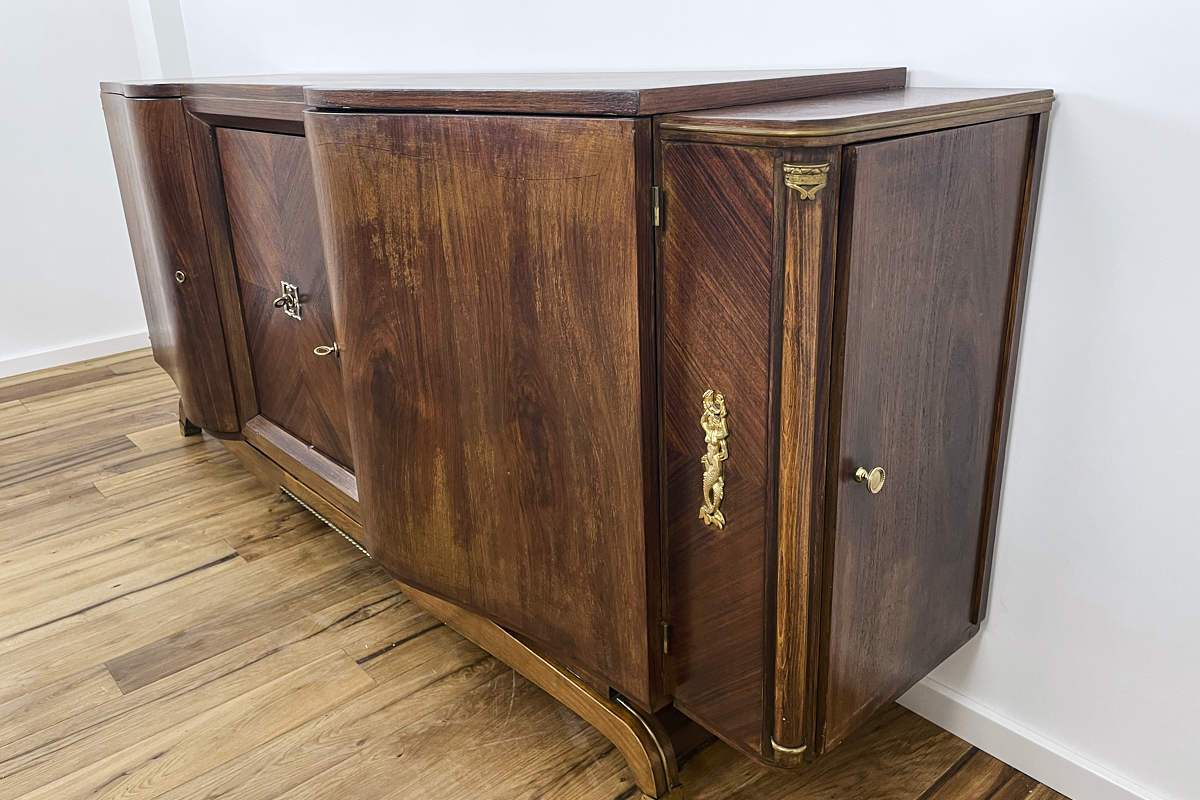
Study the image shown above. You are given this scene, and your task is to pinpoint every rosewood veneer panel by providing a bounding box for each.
[821,117,1033,748]
[305,111,660,706]
[217,127,354,468]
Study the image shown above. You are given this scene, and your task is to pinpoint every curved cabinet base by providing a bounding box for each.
[400,583,686,800]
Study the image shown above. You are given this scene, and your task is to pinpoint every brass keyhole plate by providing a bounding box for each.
[277,281,301,320]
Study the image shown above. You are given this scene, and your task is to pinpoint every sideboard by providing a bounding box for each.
[101,69,1052,798]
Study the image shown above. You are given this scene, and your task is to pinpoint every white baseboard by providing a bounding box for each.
[0,331,151,379]
[900,678,1166,800]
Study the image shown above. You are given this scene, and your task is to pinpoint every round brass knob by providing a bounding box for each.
[854,466,886,494]
[313,343,340,357]
[174,270,186,284]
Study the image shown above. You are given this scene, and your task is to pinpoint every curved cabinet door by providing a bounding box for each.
[307,111,661,707]
[101,93,238,432]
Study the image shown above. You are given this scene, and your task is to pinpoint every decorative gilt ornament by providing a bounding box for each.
[783,163,830,200]
[699,389,730,528]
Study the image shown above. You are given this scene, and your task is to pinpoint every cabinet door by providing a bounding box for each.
[306,112,660,705]
[217,128,354,469]
[102,94,238,432]
[821,117,1033,749]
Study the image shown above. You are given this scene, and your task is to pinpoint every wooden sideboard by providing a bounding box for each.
[101,69,1052,798]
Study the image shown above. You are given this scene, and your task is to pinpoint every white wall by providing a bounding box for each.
[177,3,1200,799]
[0,1,154,377]
[6,1,1197,797]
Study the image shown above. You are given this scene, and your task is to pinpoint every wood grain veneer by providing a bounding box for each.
[97,71,1055,795]
[660,141,778,759]
[819,116,1033,750]
[305,110,661,707]
[100,94,238,433]
[218,127,354,469]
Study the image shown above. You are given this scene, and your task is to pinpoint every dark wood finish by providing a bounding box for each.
[660,87,1053,133]
[101,76,313,100]
[178,398,202,437]
[181,110,259,425]
[304,69,905,115]
[973,111,1051,623]
[185,96,306,125]
[772,144,842,757]
[660,141,777,760]
[306,111,661,706]
[100,94,239,433]
[99,72,1055,793]
[217,127,354,469]
[242,415,359,520]
[819,117,1034,750]
[221,437,365,546]
[658,88,1054,147]
[102,70,906,116]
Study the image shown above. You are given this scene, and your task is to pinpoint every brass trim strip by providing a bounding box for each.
[612,694,679,796]
[659,97,1053,139]
[769,736,808,755]
[279,485,371,558]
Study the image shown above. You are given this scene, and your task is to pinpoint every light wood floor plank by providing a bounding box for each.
[0,541,239,648]
[0,581,413,794]
[0,534,361,704]
[153,629,501,800]
[104,558,393,692]
[0,666,122,750]
[15,651,375,800]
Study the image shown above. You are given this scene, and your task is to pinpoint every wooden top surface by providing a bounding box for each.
[101,68,907,115]
[657,87,1054,137]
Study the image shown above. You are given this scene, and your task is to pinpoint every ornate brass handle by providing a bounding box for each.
[273,295,293,308]
[698,389,729,528]
[854,466,886,494]
[313,343,340,357]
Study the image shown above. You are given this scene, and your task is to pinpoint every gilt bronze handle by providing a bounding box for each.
[699,389,729,528]
[314,343,340,357]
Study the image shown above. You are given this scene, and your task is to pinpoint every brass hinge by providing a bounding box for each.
[651,186,664,227]
[660,621,671,654]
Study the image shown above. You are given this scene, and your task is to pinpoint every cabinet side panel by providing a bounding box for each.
[822,117,1033,749]
[100,93,238,432]
[662,141,776,758]
[305,112,656,705]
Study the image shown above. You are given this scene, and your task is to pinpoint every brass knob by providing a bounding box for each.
[854,466,886,494]
[174,270,186,284]
[313,343,340,357]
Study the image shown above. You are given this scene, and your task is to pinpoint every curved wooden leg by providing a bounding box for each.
[178,399,202,437]
[400,583,685,799]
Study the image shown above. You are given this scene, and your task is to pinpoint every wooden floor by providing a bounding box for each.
[0,349,1069,800]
